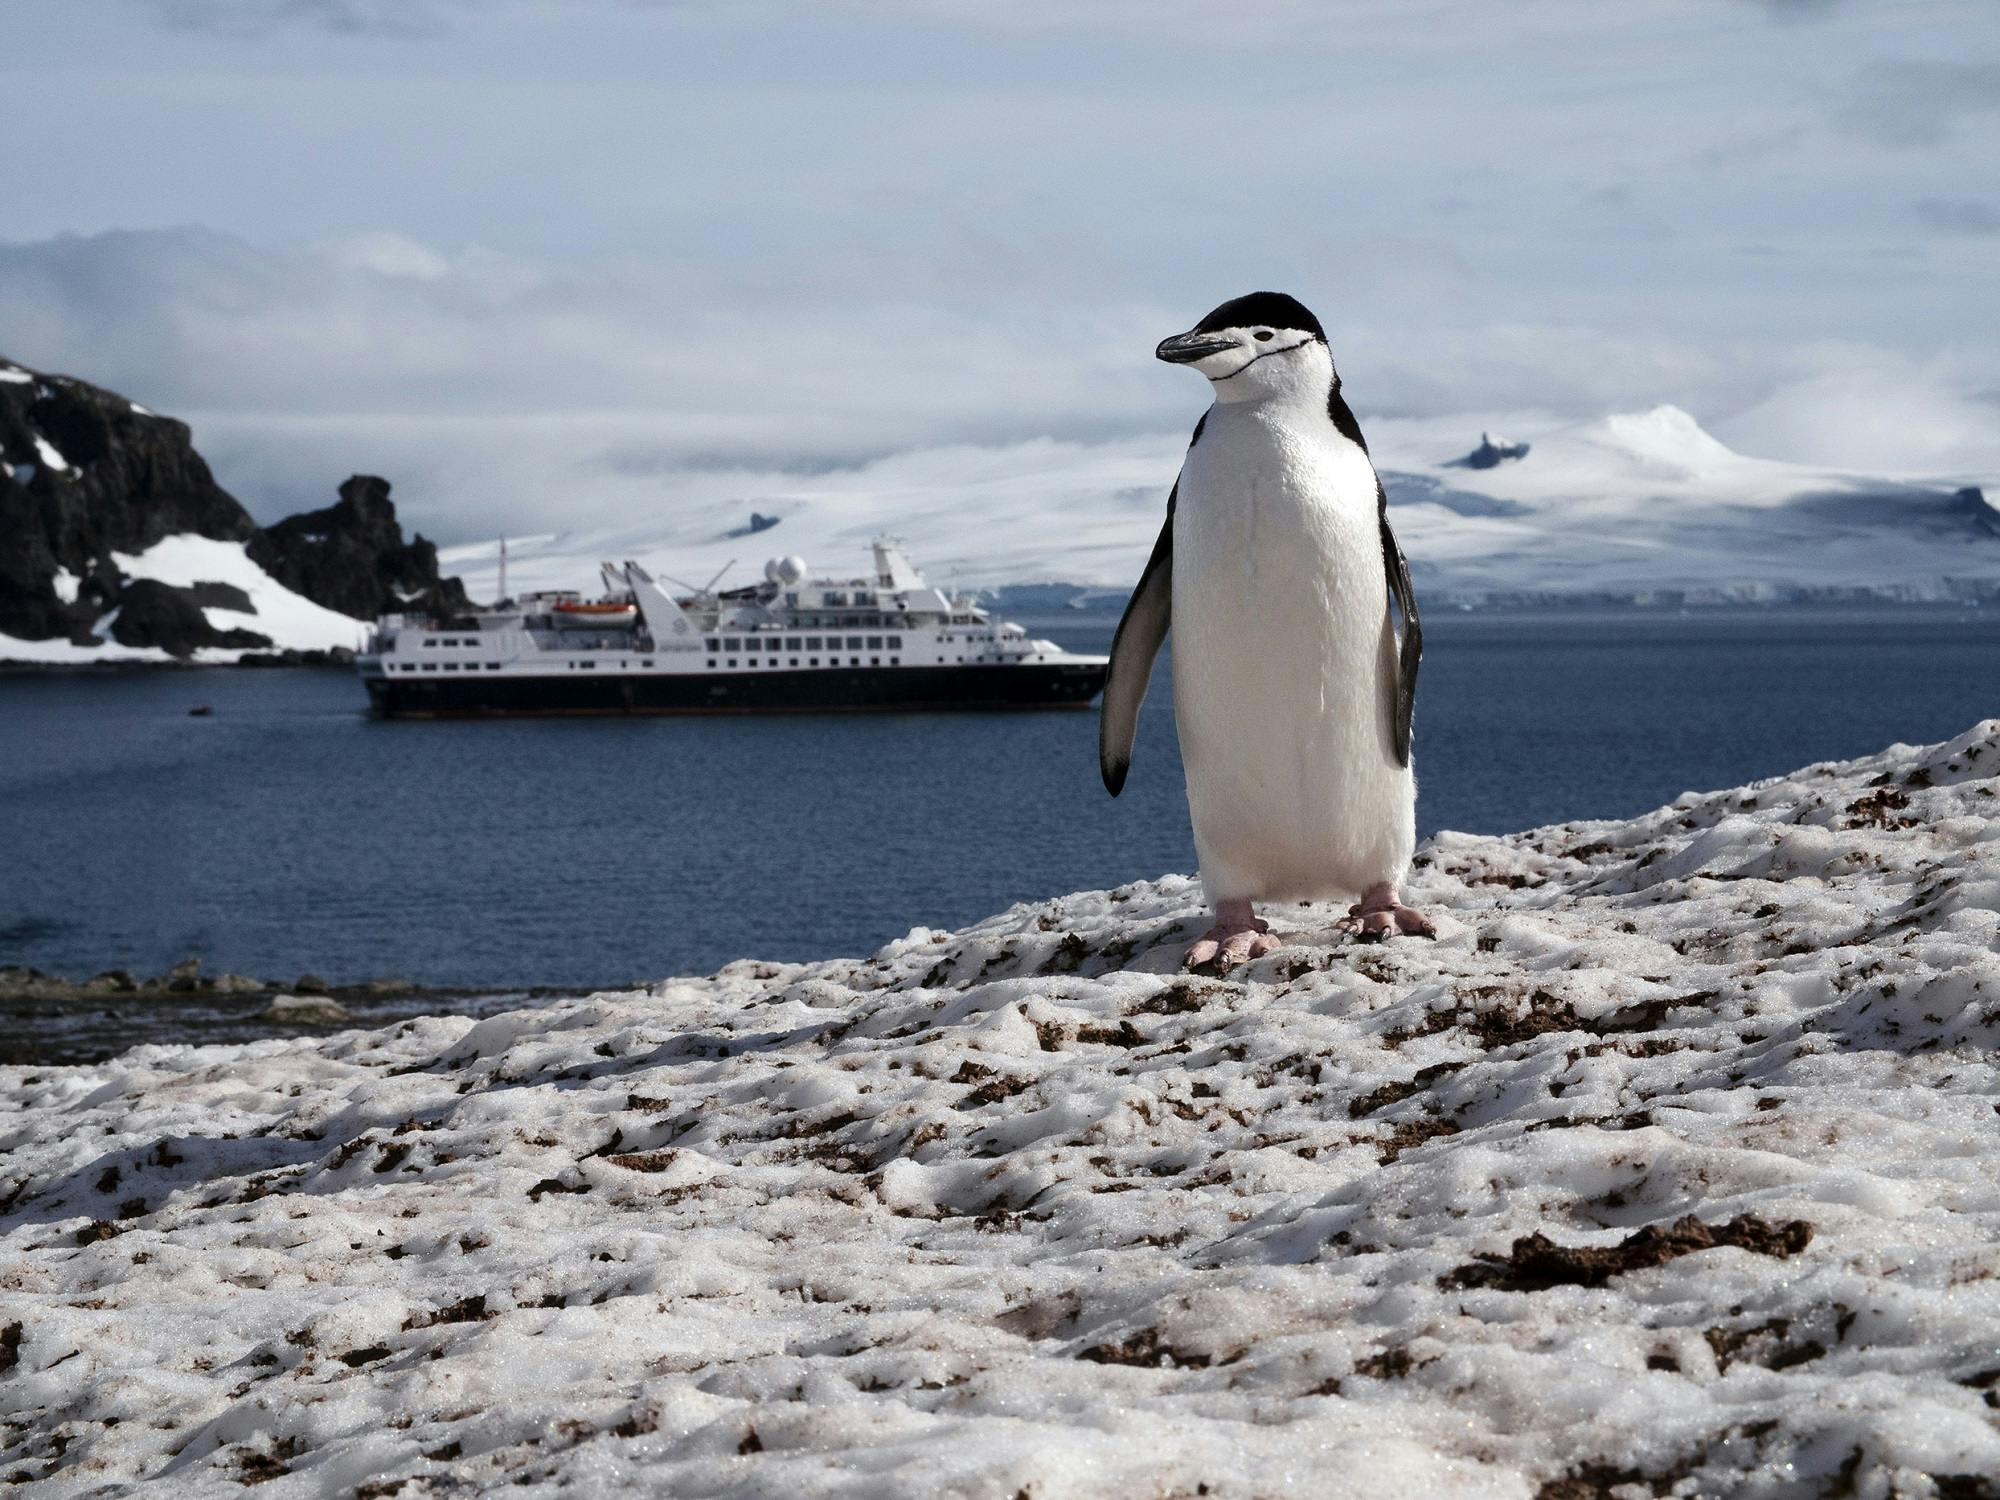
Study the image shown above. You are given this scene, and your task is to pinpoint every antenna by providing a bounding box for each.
[497,536,508,605]
[657,559,736,598]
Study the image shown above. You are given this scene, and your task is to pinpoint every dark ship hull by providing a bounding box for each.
[363,660,1106,718]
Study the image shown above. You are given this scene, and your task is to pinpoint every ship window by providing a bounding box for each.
[486,663,501,671]
[865,636,882,649]
[707,660,716,669]
[808,657,819,666]
[888,635,902,649]
[423,639,438,648]
[579,661,596,670]
[870,657,880,666]
[855,592,874,606]
[847,636,863,649]
[805,636,822,650]
[706,640,720,652]
[723,638,741,651]
[789,658,799,667]
[421,663,438,672]
[641,659,653,667]
[850,657,860,666]
[443,663,460,671]
[727,659,737,668]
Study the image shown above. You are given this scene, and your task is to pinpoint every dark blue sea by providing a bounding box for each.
[3,608,1995,1060]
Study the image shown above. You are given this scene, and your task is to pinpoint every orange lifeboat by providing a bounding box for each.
[550,600,639,630]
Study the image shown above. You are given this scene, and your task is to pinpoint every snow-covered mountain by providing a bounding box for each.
[0,358,467,665]
[438,405,2000,609]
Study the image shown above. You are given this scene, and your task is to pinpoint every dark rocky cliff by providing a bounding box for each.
[0,356,468,659]
[252,475,470,623]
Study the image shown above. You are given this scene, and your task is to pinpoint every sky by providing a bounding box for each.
[2,0,1996,549]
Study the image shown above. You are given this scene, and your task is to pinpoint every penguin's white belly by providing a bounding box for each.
[1171,409,1415,903]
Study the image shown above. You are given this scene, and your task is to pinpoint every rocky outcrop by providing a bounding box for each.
[251,475,470,622]
[0,360,257,647]
[107,579,270,653]
[0,356,469,659]
[1451,430,1532,469]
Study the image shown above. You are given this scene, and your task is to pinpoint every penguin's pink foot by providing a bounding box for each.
[1183,899,1280,971]
[1335,883,1436,943]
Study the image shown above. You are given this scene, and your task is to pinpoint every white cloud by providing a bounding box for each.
[4,225,1995,552]
[1712,353,2000,478]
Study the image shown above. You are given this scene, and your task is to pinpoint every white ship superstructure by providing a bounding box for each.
[357,539,1107,717]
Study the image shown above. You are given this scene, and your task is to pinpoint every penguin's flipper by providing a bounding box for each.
[1378,482,1423,767]
[1099,489,1175,797]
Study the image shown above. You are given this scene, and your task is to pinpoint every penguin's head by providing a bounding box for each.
[1156,292,1331,400]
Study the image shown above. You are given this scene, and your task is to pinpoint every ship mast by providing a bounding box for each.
[497,537,509,605]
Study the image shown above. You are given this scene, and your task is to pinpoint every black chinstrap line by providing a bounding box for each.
[1205,337,1319,383]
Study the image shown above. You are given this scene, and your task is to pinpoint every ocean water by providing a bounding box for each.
[3,607,1995,1059]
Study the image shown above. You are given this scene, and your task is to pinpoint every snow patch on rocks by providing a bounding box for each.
[4,724,1999,1496]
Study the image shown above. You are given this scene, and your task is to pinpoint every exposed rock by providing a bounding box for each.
[724,511,782,540]
[109,578,271,654]
[251,475,470,622]
[1452,430,1532,469]
[262,994,352,1025]
[1954,486,2000,539]
[0,357,259,645]
[0,356,469,659]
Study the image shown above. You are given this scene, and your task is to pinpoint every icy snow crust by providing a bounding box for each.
[6,725,2000,1497]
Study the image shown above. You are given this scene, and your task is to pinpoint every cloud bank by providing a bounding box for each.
[7,0,1994,553]
[3,225,1994,550]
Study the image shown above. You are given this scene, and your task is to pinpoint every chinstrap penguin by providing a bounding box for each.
[1100,291,1431,967]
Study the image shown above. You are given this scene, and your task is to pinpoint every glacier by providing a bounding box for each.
[439,405,2000,610]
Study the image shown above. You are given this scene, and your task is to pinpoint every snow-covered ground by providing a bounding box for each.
[438,405,2000,607]
[5,722,1999,1496]
[0,537,367,666]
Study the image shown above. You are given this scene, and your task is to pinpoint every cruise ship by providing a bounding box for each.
[356,539,1108,718]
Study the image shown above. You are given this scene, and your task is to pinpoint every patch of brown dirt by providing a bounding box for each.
[1440,1213,1813,1292]
[1077,1326,1210,1370]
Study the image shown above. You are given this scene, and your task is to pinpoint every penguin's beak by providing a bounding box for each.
[1156,331,1238,365]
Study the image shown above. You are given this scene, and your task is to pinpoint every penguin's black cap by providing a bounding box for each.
[1191,292,1326,342]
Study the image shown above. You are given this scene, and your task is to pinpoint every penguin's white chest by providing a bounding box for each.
[1170,403,1416,902]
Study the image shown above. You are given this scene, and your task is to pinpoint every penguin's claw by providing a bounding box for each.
[1335,884,1436,943]
[1182,903,1278,971]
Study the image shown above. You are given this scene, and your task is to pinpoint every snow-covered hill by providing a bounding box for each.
[439,406,2000,608]
[1,358,465,666]
[7,721,1999,1495]
[1,535,370,666]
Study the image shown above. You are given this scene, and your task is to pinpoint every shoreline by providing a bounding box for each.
[0,962,603,1068]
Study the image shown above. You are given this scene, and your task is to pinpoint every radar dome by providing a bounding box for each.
[774,555,808,586]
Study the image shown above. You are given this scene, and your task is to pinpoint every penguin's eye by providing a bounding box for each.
[1254,330,1274,342]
